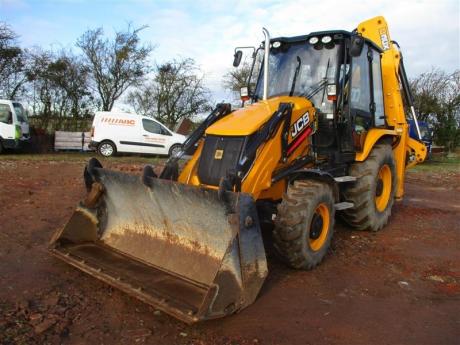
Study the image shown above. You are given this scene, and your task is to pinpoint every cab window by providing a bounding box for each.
[371,49,385,126]
[0,104,11,124]
[142,119,162,134]
[13,102,28,123]
[349,45,373,134]
[142,119,172,135]
[350,47,371,117]
[160,125,172,136]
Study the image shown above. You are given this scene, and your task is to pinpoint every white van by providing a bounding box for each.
[89,111,186,157]
[0,100,30,153]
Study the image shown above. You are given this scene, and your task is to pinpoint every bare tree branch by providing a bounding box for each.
[77,24,153,111]
[127,58,212,128]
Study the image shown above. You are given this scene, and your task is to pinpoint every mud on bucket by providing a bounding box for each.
[49,160,268,323]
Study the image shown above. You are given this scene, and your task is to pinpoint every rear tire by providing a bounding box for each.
[98,141,116,157]
[340,144,397,231]
[168,144,182,157]
[273,180,335,270]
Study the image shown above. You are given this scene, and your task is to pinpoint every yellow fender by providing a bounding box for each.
[355,128,398,162]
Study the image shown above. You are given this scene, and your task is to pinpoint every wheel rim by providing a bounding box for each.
[100,143,113,157]
[171,145,181,157]
[375,164,392,212]
[309,203,330,251]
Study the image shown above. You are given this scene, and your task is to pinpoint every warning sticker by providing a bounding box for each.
[379,28,390,50]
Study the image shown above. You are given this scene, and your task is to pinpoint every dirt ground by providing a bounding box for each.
[0,154,459,345]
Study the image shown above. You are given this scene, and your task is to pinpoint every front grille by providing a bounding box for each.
[198,135,246,186]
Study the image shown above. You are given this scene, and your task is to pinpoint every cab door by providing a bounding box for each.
[141,118,168,154]
[0,103,16,145]
[348,44,386,151]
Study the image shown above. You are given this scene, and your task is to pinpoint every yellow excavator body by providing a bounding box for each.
[50,16,426,323]
[179,96,315,200]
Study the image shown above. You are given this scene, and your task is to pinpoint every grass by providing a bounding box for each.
[0,151,164,165]
[411,155,460,173]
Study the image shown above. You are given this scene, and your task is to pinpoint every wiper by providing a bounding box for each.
[320,58,331,105]
[301,58,331,101]
[303,79,328,100]
[289,56,302,97]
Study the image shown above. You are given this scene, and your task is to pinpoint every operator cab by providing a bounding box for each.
[235,30,387,165]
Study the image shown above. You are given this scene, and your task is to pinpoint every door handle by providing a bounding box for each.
[143,134,148,137]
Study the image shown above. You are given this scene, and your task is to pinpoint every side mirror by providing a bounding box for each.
[350,35,364,57]
[7,111,13,124]
[233,50,243,67]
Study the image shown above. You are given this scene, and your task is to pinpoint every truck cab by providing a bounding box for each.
[0,100,30,153]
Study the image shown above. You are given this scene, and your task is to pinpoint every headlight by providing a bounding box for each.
[272,41,281,48]
[308,37,319,44]
[321,36,332,44]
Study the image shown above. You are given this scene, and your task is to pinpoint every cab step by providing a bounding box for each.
[334,202,354,210]
[334,176,357,183]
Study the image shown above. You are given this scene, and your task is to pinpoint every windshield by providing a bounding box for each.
[254,40,339,113]
[13,102,28,123]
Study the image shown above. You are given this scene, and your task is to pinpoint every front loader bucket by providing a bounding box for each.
[49,159,267,323]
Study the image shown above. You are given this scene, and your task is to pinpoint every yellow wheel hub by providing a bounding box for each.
[375,164,392,212]
[309,203,330,251]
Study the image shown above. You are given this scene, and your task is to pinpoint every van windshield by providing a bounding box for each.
[13,103,28,123]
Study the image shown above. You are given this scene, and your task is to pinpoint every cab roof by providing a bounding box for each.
[268,29,383,52]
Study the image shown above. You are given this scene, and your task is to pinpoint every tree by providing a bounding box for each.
[222,61,252,93]
[411,68,460,152]
[127,58,211,128]
[222,51,262,100]
[27,49,93,128]
[410,68,448,122]
[0,22,28,99]
[432,70,460,153]
[77,25,152,111]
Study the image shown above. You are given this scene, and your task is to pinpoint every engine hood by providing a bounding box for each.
[206,96,313,136]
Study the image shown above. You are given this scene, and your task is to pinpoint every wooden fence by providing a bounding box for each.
[54,131,92,151]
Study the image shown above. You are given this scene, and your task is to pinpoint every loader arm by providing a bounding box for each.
[357,16,427,198]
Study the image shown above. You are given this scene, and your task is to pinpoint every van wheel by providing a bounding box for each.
[98,141,116,157]
[168,144,182,157]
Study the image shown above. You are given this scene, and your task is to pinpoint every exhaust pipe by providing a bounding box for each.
[262,28,270,101]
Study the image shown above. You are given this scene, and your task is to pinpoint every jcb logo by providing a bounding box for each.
[102,117,135,126]
[290,112,310,138]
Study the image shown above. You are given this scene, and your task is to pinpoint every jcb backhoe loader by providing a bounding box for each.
[50,16,427,323]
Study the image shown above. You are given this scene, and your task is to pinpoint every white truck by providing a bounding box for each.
[89,111,186,157]
[0,100,30,153]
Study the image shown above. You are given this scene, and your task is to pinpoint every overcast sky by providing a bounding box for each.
[1,0,459,105]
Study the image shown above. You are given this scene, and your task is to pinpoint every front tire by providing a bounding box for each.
[168,144,182,158]
[273,180,335,270]
[340,143,397,231]
[98,141,116,157]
